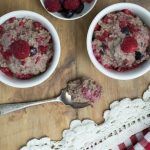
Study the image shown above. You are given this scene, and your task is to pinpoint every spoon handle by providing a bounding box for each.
[0,96,61,116]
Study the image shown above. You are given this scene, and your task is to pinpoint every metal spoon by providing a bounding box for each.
[0,90,89,115]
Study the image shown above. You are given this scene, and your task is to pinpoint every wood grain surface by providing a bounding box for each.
[0,0,149,149]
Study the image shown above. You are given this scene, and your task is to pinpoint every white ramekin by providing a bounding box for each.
[0,10,61,88]
[40,0,97,21]
[87,3,150,80]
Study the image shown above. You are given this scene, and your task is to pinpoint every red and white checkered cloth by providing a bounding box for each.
[118,128,150,150]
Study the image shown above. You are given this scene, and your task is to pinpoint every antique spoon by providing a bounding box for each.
[0,90,89,115]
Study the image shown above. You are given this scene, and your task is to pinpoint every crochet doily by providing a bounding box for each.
[21,85,150,150]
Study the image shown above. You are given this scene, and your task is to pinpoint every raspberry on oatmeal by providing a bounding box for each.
[66,78,102,103]
[92,10,150,72]
[0,18,54,79]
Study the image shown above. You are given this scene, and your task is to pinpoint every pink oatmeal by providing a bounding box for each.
[0,17,54,79]
[92,9,150,72]
[66,78,102,103]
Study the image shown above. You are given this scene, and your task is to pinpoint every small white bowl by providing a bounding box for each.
[0,10,61,88]
[40,0,97,21]
[87,3,150,80]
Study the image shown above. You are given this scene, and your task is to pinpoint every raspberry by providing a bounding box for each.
[8,17,16,23]
[94,24,101,31]
[0,67,13,77]
[15,74,33,80]
[81,85,101,102]
[122,9,135,17]
[128,23,140,33]
[0,44,3,51]
[39,45,48,54]
[33,22,43,30]
[19,20,25,27]
[44,0,62,12]
[96,30,109,41]
[0,25,4,35]
[102,15,114,24]
[10,40,30,59]
[121,37,138,53]
[64,0,81,11]
[119,20,128,28]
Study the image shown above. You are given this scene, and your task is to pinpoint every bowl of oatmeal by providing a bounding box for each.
[87,3,150,80]
[0,11,61,88]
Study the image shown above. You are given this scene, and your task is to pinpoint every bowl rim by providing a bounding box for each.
[40,0,98,21]
[87,2,150,80]
[0,10,61,88]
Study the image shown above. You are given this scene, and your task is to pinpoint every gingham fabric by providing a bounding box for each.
[118,128,150,150]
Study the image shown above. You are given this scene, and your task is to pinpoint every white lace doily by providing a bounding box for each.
[21,85,150,150]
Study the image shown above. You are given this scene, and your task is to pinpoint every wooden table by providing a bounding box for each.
[0,0,149,149]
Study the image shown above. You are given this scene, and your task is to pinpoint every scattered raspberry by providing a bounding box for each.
[33,22,43,30]
[39,45,48,54]
[128,23,140,33]
[64,0,81,11]
[81,85,101,102]
[121,37,138,53]
[122,9,135,17]
[94,24,101,31]
[44,0,62,12]
[0,44,3,51]
[119,20,128,28]
[19,20,25,27]
[10,40,30,59]
[0,25,4,35]
[93,49,102,63]
[0,67,13,77]
[102,15,114,24]
[96,30,109,41]
[15,74,33,80]
[104,64,113,70]
[8,17,16,23]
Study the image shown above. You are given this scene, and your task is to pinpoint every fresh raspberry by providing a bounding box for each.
[64,0,81,11]
[0,25,4,35]
[0,67,13,77]
[104,64,113,70]
[33,22,43,30]
[119,20,128,28]
[19,20,25,27]
[93,49,102,63]
[94,24,101,31]
[128,23,140,33]
[15,74,33,79]
[39,45,48,54]
[8,17,16,23]
[102,15,114,24]
[0,44,3,51]
[44,0,62,12]
[10,40,30,59]
[81,85,101,102]
[122,9,135,17]
[96,30,109,41]
[121,37,138,53]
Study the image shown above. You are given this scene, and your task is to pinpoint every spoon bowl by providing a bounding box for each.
[0,90,89,115]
